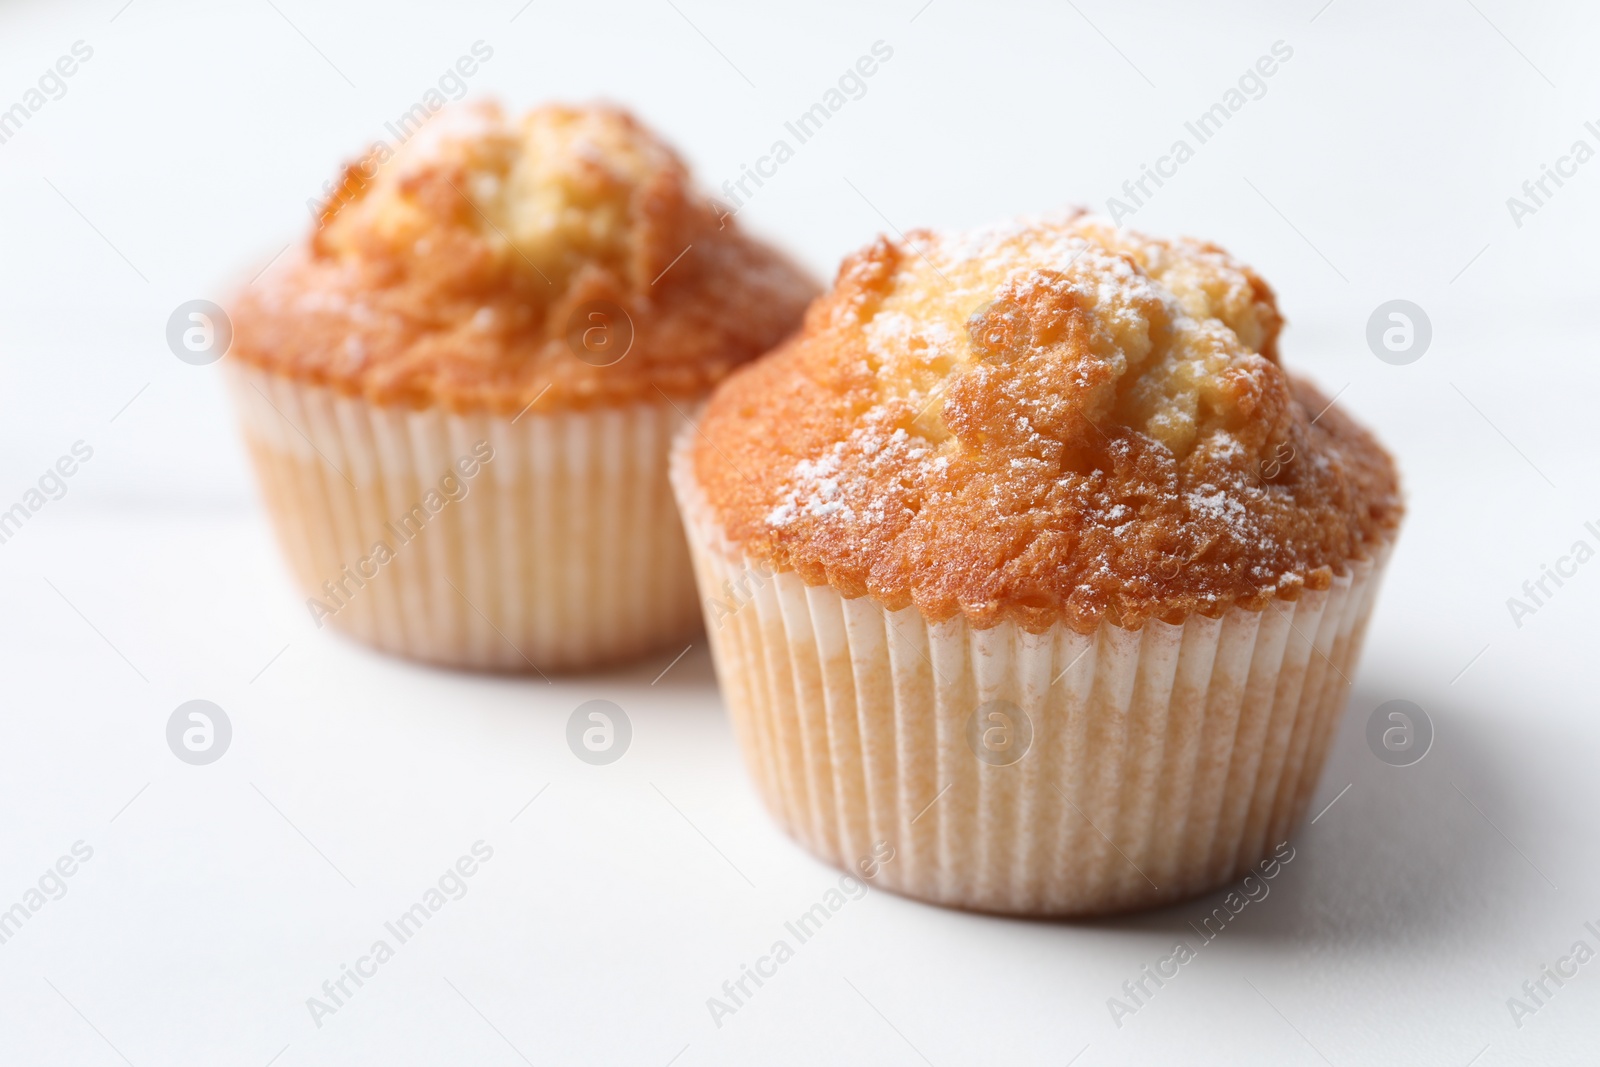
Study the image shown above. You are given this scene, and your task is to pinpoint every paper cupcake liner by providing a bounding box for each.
[671,433,1391,916]
[227,364,701,671]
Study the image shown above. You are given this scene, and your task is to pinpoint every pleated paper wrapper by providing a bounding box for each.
[671,433,1391,916]
[228,364,701,671]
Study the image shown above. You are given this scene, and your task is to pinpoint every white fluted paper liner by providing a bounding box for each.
[227,364,701,671]
[670,432,1391,916]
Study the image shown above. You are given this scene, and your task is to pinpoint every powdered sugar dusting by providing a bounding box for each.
[699,210,1401,635]
[765,424,932,530]
[1186,484,1249,530]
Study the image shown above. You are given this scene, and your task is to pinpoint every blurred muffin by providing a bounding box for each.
[672,211,1402,915]
[229,102,817,670]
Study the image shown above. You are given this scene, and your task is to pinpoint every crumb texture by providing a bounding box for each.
[231,102,818,412]
[694,213,1402,633]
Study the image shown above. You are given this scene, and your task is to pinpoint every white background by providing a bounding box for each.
[1,0,1597,1063]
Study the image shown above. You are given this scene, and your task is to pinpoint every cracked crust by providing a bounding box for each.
[229,102,818,413]
[693,212,1402,634]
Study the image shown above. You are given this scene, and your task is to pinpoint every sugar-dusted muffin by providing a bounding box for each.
[671,211,1402,915]
[229,102,817,670]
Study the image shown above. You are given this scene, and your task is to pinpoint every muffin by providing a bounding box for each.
[671,212,1402,915]
[228,102,817,670]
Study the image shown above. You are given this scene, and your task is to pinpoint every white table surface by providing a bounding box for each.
[2,1,1597,1063]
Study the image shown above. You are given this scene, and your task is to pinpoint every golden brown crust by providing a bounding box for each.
[693,213,1402,634]
[229,102,818,413]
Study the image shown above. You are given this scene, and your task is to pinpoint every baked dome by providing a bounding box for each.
[692,212,1402,634]
[231,102,818,412]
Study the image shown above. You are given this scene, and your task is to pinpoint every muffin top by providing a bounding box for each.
[692,212,1402,634]
[231,102,818,412]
